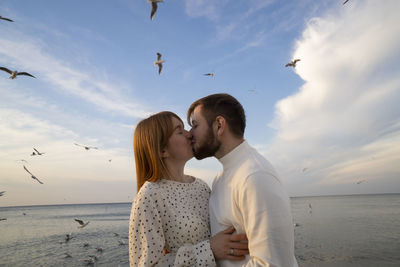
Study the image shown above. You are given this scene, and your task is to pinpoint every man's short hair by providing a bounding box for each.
[187,93,246,138]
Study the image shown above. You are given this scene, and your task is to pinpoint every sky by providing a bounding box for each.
[1,0,399,207]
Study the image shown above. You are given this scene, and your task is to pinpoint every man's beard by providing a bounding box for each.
[193,127,221,160]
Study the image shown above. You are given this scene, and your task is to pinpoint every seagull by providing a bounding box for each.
[64,253,72,258]
[285,59,301,68]
[0,67,35,79]
[154,52,164,75]
[113,232,119,237]
[148,0,163,21]
[0,218,7,221]
[31,148,45,156]
[84,255,98,265]
[74,218,90,228]
[0,16,13,22]
[65,233,72,242]
[203,72,214,77]
[23,165,44,184]
[74,143,98,150]
[343,0,350,4]
[356,180,365,184]
[0,191,5,197]
[96,247,104,253]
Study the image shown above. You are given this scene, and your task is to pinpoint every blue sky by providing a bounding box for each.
[1,0,399,206]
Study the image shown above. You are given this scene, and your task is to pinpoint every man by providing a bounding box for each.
[187,93,298,267]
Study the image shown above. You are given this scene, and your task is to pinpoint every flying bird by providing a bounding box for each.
[285,59,301,68]
[148,0,163,21]
[343,0,350,4]
[0,15,13,22]
[74,143,98,150]
[74,218,90,228]
[154,52,164,75]
[203,72,214,77]
[23,165,44,184]
[0,191,5,196]
[31,148,45,156]
[0,67,35,79]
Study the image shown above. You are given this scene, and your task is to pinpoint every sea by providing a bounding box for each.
[0,194,399,267]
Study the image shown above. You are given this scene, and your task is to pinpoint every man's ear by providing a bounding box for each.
[215,116,226,136]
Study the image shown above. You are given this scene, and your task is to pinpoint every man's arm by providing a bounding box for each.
[237,172,296,267]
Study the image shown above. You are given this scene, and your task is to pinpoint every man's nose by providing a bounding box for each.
[185,130,192,139]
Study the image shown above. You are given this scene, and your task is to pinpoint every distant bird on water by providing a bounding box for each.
[64,253,72,258]
[23,165,44,184]
[356,180,365,184]
[285,59,301,68]
[0,15,13,22]
[74,218,90,228]
[65,233,72,242]
[74,143,98,150]
[148,0,163,21]
[203,72,214,78]
[0,67,35,79]
[154,52,164,75]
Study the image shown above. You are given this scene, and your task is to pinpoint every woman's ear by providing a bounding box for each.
[160,149,169,158]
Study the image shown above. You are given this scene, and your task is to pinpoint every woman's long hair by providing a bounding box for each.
[133,111,182,192]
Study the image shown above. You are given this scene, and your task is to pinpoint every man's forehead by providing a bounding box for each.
[191,106,204,122]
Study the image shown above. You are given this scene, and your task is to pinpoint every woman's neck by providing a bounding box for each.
[164,160,190,182]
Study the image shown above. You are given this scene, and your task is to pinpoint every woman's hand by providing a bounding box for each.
[210,226,249,260]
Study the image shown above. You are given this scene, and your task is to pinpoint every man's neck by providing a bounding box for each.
[215,137,244,159]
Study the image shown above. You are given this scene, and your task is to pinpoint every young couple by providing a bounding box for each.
[129,93,298,267]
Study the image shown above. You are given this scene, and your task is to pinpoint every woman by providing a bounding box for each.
[129,111,248,266]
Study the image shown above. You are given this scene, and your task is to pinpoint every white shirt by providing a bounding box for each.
[209,141,298,267]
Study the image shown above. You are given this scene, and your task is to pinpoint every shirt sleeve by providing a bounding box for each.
[237,172,296,267]
[129,189,216,267]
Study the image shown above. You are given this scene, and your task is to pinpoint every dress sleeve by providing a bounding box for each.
[129,188,216,267]
[237,172,297,267]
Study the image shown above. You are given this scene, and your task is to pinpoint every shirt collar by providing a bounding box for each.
[218,140,249,170]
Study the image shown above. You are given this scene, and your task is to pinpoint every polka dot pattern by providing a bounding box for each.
[129,178,216,266]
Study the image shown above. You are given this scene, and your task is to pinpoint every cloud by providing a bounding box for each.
[183,0,229,21]
[265,0,400,195]
[0,29,152,119]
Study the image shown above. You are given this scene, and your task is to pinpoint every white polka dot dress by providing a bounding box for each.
[129,178,216,267]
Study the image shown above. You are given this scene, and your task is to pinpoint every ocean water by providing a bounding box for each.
[0,194,399,266]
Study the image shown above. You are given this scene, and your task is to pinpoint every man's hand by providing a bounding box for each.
[210,226,249,261]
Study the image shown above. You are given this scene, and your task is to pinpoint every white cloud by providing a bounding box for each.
[183,0,229,21]
[0,31,151,119]
[265,0,400,196]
